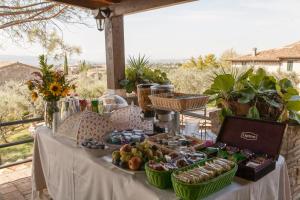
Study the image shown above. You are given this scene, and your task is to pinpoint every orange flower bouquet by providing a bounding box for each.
[27,55,76,128]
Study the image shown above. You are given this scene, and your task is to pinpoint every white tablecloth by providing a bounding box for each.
[32,126,291,200]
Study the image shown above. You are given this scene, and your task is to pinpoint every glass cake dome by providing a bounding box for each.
[99,93,128,112]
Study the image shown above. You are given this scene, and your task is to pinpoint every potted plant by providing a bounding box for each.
[204,68,300,123]
[120,55,169,94]
[120,55,169,111]
[205,67,300,199]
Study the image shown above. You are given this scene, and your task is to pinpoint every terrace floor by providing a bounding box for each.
[0,162,51,200]
[0,162,32,200]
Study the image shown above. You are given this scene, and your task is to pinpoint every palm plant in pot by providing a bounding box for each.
[205,68,300,124]
[120,55,170,113]
[120,55,170,94]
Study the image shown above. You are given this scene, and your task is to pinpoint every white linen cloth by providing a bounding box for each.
[32,126,291,200]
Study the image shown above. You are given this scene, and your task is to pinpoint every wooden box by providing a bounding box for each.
[216,116,287,181]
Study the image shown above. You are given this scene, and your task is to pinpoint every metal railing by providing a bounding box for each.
[0,117,43,169]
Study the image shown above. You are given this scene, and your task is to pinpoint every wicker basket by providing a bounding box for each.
[171,161,238,200]
[145,163,173,189]
[149,93,209,112]
[145,157,208,190]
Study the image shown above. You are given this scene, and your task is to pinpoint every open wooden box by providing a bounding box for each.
[216,116,287,181]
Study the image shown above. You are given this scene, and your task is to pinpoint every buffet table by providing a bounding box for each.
[32,126,291,200]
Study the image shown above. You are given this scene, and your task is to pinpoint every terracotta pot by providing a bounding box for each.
[229,101,251,116]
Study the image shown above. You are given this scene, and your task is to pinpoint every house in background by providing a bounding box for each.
[230,41,300,73]
[0,61,39,84]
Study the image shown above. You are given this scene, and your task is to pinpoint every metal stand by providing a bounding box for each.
[151,106,208,140]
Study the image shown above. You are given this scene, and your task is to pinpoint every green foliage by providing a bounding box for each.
[167,67,212,94]
[247,106,260,119]
[79,60,91,73]
[183,54,220,69]
[0,81,43,122]
[219,49,239,68]
[205,67,300,123]
[75,71,106,99]
[120,55,169,93]
[28,29,82,60]
[0,126,33,163]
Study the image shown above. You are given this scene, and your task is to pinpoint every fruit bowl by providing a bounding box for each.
[111,142,166,172]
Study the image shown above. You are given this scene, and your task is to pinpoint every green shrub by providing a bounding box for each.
[75,72,106,99]
[0,81,43,122]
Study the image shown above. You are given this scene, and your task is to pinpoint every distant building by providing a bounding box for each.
[0,62,39,84]
[230,41,300,73]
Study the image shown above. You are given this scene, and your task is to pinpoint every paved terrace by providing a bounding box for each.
[0,162,50,200]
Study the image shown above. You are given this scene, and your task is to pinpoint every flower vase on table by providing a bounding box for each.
[44,100,59,130]
[26,55,76,135]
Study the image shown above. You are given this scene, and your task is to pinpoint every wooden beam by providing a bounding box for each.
[105,15,125,89]
[109,0,196,16]
[50,0,120,9]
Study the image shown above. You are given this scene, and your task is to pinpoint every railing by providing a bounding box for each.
[0,117,43,169]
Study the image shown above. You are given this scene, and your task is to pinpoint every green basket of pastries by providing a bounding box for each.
[145,163,173,189]
[171,158,237,200]
[145,152,207,189]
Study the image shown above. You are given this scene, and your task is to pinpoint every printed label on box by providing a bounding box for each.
[241,132,258,141]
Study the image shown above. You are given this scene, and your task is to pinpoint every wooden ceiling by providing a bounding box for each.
[51,0,196,15]
[51,0,120,9]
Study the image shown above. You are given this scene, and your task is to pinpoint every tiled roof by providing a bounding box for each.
[0,61,17,68]
[0,61,38,69]
[230,41,300,62]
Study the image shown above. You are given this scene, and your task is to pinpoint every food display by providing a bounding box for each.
[105,130,147,146]
[99,93,128,113]
[145,151,207,189]
[81,138,106,149]
[147,133,204,153]
[173,158,235,184]
[148,152,206,172]
[81,138,108,157]
[214,116,286,181]
[111,142,165,171]
[171,158,237,200]
[245,155,272,169]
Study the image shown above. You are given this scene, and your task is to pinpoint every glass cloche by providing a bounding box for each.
[99,93,128,113]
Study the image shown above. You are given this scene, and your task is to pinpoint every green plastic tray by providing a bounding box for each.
[171,161,238,200]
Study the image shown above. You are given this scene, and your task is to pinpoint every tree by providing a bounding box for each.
[64,53,69,75]
[183,56,204,69]
[204,54,219,68]
[79,60,91,74]
[182,54,220,70]
[0,1,90,59]
[219,49,239,68]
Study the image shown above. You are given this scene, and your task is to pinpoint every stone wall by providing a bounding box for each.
[0,64,38,84]
[280,125,300,200]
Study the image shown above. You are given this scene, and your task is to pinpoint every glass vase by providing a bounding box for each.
[44,100,59,129]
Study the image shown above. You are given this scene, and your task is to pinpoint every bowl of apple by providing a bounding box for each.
[111,141,165,172]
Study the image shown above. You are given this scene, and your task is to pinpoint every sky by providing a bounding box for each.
[1,0,300,64]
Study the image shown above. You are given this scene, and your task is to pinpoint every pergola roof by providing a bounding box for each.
[52,0,195,15]
[52,0,119,9]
